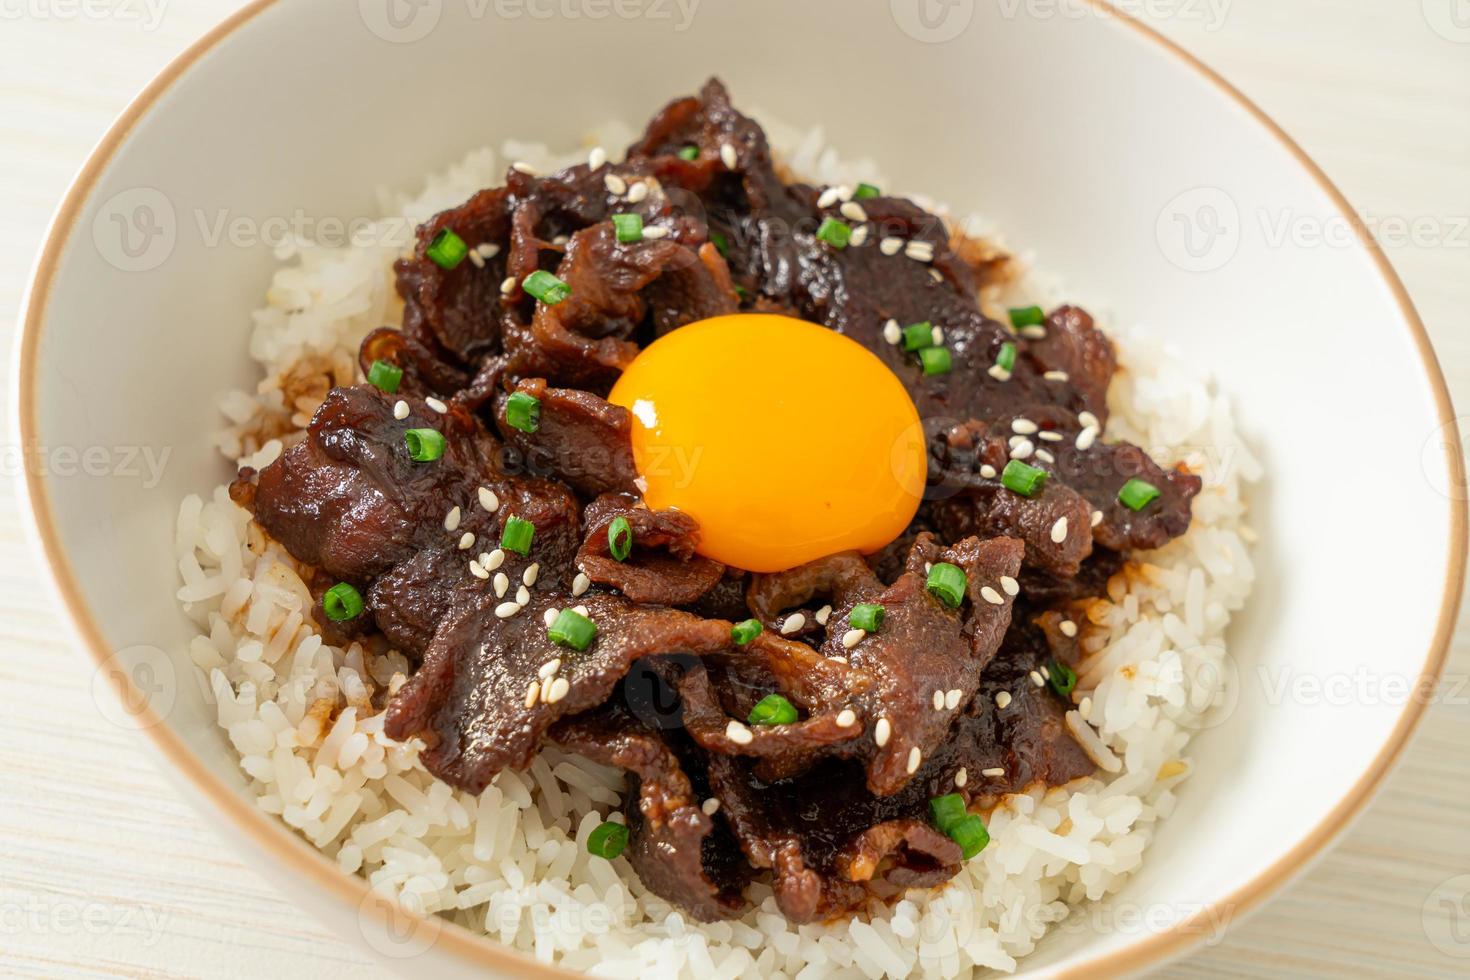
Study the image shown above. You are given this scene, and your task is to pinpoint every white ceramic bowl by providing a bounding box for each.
[15,1,1466,976]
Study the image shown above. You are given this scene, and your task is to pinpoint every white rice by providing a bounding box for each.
[175,116,1259,978]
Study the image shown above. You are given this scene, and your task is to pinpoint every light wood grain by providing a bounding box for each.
[1,3,1466,977]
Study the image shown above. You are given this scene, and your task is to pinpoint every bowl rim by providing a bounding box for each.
[13,1,1466,975]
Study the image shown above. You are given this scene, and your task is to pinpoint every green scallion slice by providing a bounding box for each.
[548,607,597,651]
[586,820,628,859]
[849,603,885,633]
[1118,478,1161,511]
[710,230,730,256]
[500,516,535,555]
[731,619,762,645]
[404,428,446,462]
[1008,305,1045,328]
[947,814,991,859]
[995,341,1017,373]
[1000,459,1047,497]
[926,562,967,609]
[920,346,952,376]
[367,359,403,394]
[929,793,967,832]
[608,516,633,562]
[677,145,700,161]
[815,217,852,249]
[322,582,364,622]
[522,270,571,305]
[612,213,644,243]
[901,321,935,352]
[748,693,798,726]
[853,182,881,200]
[505,391,541,433]
[1048,659,1077,698]
[426,228,469,270]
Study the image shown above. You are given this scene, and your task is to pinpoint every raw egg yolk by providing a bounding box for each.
[608,314,927,573]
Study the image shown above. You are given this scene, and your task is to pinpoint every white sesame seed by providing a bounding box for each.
[836,708,857,728]
[495,601,522,619]
[1078,411,1100,430]
[516,585,531,606]
[817,187,841,208]
[538,658,561,679]
[393,399,410,420]
[573,604,589,617]
[780,613,806,635]
[1035,449,1056,464]
[572,573,590,597]
[1060,619,1078,638]
[980,586,1004,605]
[494,572,509,598]
[815,604,832,626]
[540,674,555,703]
[458,532,475,551]
[524,682,540,708]
[1012,418,1038,435]
[1076,426,1099,451]
[720,143,737,169]
[1039,430,1063,442]
[882,319,902,345]
[1051,516,1069,544]
[468,250,485,269]
[906,747,922,774]
[484,548,505,571]
[588,146,607,170]
[996,691,1013,709]
[511,161,537,175]
[477,242,500,259]
[546,677,570,704]
[932,690,945,710]
[904,240,935,262]
[1009,439,1035,460]
[1030,670,1046,688]
[641,225,670,239]
[929,269,943,283]
[478,487,499,512]
[842,628,865,649]
[987,365,1012,382]
[1020,325,1047,340]
[604,173,627,195]
[880,236,904,256]
[980,464,997,479]
[836,185,854,202]
[425,396,448,415]
[468,560,489,580]
[542,608,560,628]
[1091,510,1104,528]
[945,689,962,710]
[444,506,461,532]
[828,655,849,665]
[1044,370,1070,382]
[1079,696,1093,721]
[849,225,869,247]
[726,720,754,745]
[931,325,944,346]
[954,767,968,787]
[702,798,720,816]
[982,767,1006,778]
[500,276,517,295]
[523,563,540,587]
[874,717,892,747]
[627,181,649,204]
[840,202,867,223]
[1000,575,1019,596]
[1040,665,1051,680]
[925,562,932,573]
[1008,435,1028,449]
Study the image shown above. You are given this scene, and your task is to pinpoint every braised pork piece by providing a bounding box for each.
[232,79,1199,923]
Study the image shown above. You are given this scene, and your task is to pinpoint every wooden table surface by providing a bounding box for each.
[1,2,1466,977]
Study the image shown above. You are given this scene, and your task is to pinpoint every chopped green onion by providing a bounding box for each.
[710,230,730,256]
[748,693,798,726]
[367,359,403,394]
[612,213,644,244]
[1000,459,1047,497]
[322,583,364,622]
[677,144,699,161]
[404,428,446,462]
[608,516,634,562]
[548,607,597,651]
[849,603,885,633]
[853,182,881,200]
[815,217,852,249]
[731,619,762,645]
[1008,305,1045,328]
[733,284,751,301]
[1118,478,1161,511]
[946,814,991,859]
[926,562,967,609]
[505,391,541,433]
[426,228,469,270]
[522,270,571,305]
[995,341,1017,373]
[919,346,952,376]
[1048,659,1077,698]
[901,321,935,351]
[929,793,968,832]
[500,516,535,555]
[586,820,628,859]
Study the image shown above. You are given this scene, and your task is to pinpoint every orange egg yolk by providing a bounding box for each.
[608,314,927,573]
